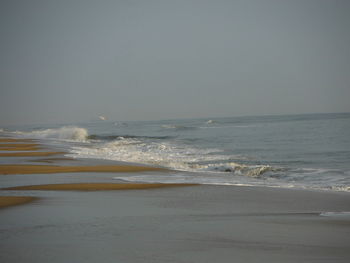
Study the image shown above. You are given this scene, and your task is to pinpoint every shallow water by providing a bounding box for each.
[2,113,350,191]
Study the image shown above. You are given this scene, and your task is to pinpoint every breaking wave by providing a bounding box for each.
[13,126,88,141]
[69,137,273,176]
[88,134,173,141]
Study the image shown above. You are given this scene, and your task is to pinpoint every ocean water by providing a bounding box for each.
[1,113,350,192]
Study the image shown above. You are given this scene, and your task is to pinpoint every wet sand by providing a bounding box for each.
[3,183,197,191]
[31,157,76,163]
[0,143,41,151]
[0,138,35,142]
[0,164,166,174]
[0,185,349,263]
[0,137,349,262]
[0,151,67,157]
[0,143,40,147]
[0,139,57,156]
[0,196,38,209]
[0,146,41,151]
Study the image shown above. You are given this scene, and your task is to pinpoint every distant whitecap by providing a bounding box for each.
[320,212,350,218]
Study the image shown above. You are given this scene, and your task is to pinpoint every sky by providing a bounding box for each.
[1,0,349,125]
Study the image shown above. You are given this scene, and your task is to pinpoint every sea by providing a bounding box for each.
[1,113,350,192]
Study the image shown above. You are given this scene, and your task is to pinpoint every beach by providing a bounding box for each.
[2,0,350,260]
[1,185,350,262]
[0,137,349,262]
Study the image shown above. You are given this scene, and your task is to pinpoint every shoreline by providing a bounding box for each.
[3,183,197,191]
[0,137,350,262]
[0,164,167,175]
[0,137,349,193]
[0,138,35,142]
[0,196,38,209]
[0,151,66,157]
[1,184,349,263]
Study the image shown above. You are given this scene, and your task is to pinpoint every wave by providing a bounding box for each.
[13,126,88,141]
[185,162,275,177]
[70,138,224,170]
[328,185,350,192]
[69,137,273,177]
[320,212,350,217]
[161,125,197,131]
[88,134,174,141]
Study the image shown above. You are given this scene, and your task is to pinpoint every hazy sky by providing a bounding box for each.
[1,0,349,125]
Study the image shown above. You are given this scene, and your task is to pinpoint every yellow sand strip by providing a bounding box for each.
[31,157,76,163]
[0,138,35,142]
[0,152,65,157]
[0,164,166,175]
[0,143,41,151]
[0,143,40,147]
[3,183,197,191]
[0,146,41,151]
[0,196,38,209]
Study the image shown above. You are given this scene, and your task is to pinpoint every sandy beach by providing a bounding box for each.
[0,138,35,142]
[0,143,41,151]
[0,151,66,157]
[3,183,197,191]
[0,164,166,175]
[0,138,349,262]
[0,196,38,209]
[2,0,350,260]
[1,184,349,263]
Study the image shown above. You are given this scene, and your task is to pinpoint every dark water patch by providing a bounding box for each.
[161,125,198,131]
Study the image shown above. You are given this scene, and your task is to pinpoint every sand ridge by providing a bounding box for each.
[0,142,42,151]
[0,143,40,148]
[0,138,35,143]
[0,146,41,151]
[0,152,66,157]
[0,164,167,175]
[3,183,198,191]
[31,157,76,163]
[0,196,38,209]
[0,139,62,157]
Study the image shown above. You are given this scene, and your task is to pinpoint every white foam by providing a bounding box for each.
[298,168,334,175]
[320,212,350,218]
[14,126,88,141]
[112,172,281,188]
[70,137,272,177]
[189,162,274,177]
[199,125,258,129]
[71,138,223,170]
[329,185,350,192]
